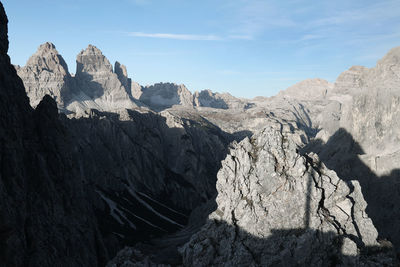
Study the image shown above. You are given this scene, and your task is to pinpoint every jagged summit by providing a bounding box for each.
[26,41,70,75]
[38,41,56,49]
[17,41,72,107]
[76,44,113,74]
[378,46,400,66]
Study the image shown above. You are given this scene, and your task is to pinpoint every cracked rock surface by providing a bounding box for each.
[181,125,396,266]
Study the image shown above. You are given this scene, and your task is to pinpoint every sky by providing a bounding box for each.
[3,0,400,98]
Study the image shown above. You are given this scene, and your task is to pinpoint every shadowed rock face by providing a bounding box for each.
[303,128,400,257]
[139,82,194,110]
[0,4,104,266]
[0,3,237,266]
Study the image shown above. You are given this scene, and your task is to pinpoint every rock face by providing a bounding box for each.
[139,82,194,110]
[0,5,105,266]
[71,44,138,113]
[16,42,73,108]
[277,78,332,101]
[193,90,247,109]
[0,4,233,266]
[114,61,130,91]
[17,42,143,116]
[300,47,400,255]
[5,0,400,264]
[181,125,396,266]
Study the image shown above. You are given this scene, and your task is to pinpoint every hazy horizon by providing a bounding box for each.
[3,0,400,98]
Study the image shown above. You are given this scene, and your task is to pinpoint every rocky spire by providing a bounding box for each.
[72,44,139,110]
[76,44,113,75]
[26,42,70,75]
[16,42,73,108]
[114,61,129,89]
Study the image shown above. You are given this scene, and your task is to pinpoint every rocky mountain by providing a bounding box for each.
[0,4,237,266]
[193,89,248,109]
[15,42,73,108]
[139,82,193,110]
[3,0,400,265]
[181,125,395,266]
[301,46,400,257]
[276,78,332,101]
[17,42,145,116]
[17,43,253,114]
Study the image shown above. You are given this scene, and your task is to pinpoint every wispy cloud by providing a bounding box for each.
[308,0,400,28]
[224,0,297,37]
[127,32,254,41]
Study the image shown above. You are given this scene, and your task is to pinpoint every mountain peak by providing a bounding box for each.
[80,44,104,56]
[38,42,56,51]
[25,42,69,74]
[377,46,400,67]
[76,44,112,74]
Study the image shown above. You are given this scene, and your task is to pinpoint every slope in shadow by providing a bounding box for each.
[302,128,400,255]
[178,221,397,266]
[61,107,250,261]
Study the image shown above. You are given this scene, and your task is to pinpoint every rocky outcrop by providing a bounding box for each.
[71,44,139,113]
[139,82,193,110]
[277,78,332,101]
[181,125,397,266]
[193,90,247,109]
[302,48,400,254]
[16,42,73,108]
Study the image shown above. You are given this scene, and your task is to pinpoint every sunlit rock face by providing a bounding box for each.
[16,42,73,108]
[181,125,395,266]
[17,42,143,116]
[277,78,332,101]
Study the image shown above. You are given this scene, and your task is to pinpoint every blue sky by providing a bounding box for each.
[3,0,400,98]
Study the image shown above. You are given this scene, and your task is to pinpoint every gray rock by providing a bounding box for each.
[277,78,332,101]
[115,61,130,91]
[181,126,396,266]
[16,42,73,108]
[139,82,193,110]
[193,89,247,109]
[72,44,139,113]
